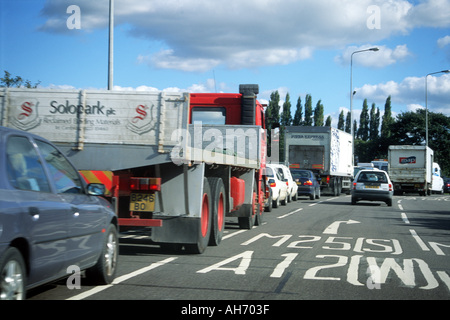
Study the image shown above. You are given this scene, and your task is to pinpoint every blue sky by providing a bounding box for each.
[1,0,450,127]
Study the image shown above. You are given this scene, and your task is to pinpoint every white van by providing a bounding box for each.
[432,162,444,194]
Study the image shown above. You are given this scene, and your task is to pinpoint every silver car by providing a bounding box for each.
[351,169,393,206]
[0,127,118,299]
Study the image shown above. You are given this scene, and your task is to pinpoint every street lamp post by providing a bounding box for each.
[350,47,379,165]
[108,0,114,90]
[425,69,450,147]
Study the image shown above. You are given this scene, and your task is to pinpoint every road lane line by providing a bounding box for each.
[409,229,430,251]
[222,229,247,240]
[67,257,178,300]
[401,213,410,224]
[278,208,303,219]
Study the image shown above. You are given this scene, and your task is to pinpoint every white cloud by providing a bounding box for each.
[39,0,450,71]
[355,74,450,114]
[438,35,450,48]
[336,44,411,68]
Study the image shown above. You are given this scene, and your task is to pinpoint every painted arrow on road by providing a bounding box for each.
[323,220,361,235]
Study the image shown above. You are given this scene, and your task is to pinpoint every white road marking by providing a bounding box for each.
[67,257,178,300]
[401,213,410,224]
[277,208,303,219]
[409,229,430,251]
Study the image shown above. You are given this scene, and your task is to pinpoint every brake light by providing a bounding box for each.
[389,184,393,191]
[304,180,313,186]
[130,178,161,191]
[326,176,330,184]
[353,182,357,190]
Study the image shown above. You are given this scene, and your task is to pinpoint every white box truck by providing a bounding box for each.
[285,126,353,195]
[388,145,434,196]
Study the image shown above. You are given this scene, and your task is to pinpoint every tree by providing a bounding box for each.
[304,94,313,126]
[369,103,380,140]
[381,96,395,139]
[338,110,345,131]
[314,99,324,126]
[357,99,370,140]
[281,93,292,127]
[345,111,352,134]
[0,70,40,88]
[325,115,332,127]
[265,90,281,130]
[293,96,303,126]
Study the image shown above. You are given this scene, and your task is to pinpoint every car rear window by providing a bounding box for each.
[357,172,388,183]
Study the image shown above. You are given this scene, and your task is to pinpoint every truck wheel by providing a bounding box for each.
[208,177,226,246]
[186,178,212,254]
[0,247,26,300]
[238,185,257,230]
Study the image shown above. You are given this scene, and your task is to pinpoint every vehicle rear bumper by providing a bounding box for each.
[352,190,393,201]
[297,186,314,196]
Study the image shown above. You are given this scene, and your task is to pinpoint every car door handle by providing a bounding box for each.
[71,207,80,217]
[29,207,40,220]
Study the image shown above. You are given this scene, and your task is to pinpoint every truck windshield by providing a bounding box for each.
[191,107,226,125]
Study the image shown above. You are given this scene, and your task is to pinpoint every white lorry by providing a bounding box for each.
[285,126,353,195]
[388,145,434,196]
[1,85,267,254]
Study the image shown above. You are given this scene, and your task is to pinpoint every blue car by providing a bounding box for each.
[0,127,118,299]
[291,169,321,200]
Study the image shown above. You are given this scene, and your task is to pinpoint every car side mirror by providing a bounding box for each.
[87,183,106,196]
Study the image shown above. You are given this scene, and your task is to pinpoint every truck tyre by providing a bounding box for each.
[208,177,226,246]
[186,178,212,254]
[238,184,257,230]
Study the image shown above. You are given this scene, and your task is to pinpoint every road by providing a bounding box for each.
[28,193,450,303]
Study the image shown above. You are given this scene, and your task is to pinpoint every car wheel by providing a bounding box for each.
[273,196,280,208]
[351,197,357,205]
[0,247,26,300]
[86,224,118,284]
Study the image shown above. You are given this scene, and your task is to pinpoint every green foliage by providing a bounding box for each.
[0,70,40,88]
[314,100,324,126]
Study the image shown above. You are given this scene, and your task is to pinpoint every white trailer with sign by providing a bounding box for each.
[388,145,434,196]
[285,126,353,195]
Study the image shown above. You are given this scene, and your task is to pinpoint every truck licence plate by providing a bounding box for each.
[130,193,155,212]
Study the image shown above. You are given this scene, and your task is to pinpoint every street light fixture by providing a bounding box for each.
[349,47,379,165]
[425,69,450,147]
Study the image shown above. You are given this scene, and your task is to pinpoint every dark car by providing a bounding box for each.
[0,126,118,300]
[444,178,450,194]
[291,169,321,200]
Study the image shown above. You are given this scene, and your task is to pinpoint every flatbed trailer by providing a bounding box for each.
[1,85,267,253]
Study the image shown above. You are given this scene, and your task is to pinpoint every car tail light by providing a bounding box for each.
[389,184,393,191]
[130,178,161,191]
[304,180,313,186]
[326,176,330,184]
[269,179,276,188]
[353,182,357,190]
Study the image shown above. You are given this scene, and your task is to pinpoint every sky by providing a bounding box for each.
[1,0,450,128]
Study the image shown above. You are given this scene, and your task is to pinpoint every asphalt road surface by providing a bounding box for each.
[29,193,450,304]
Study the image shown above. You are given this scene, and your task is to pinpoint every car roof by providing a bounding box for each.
[0,126,47,141]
